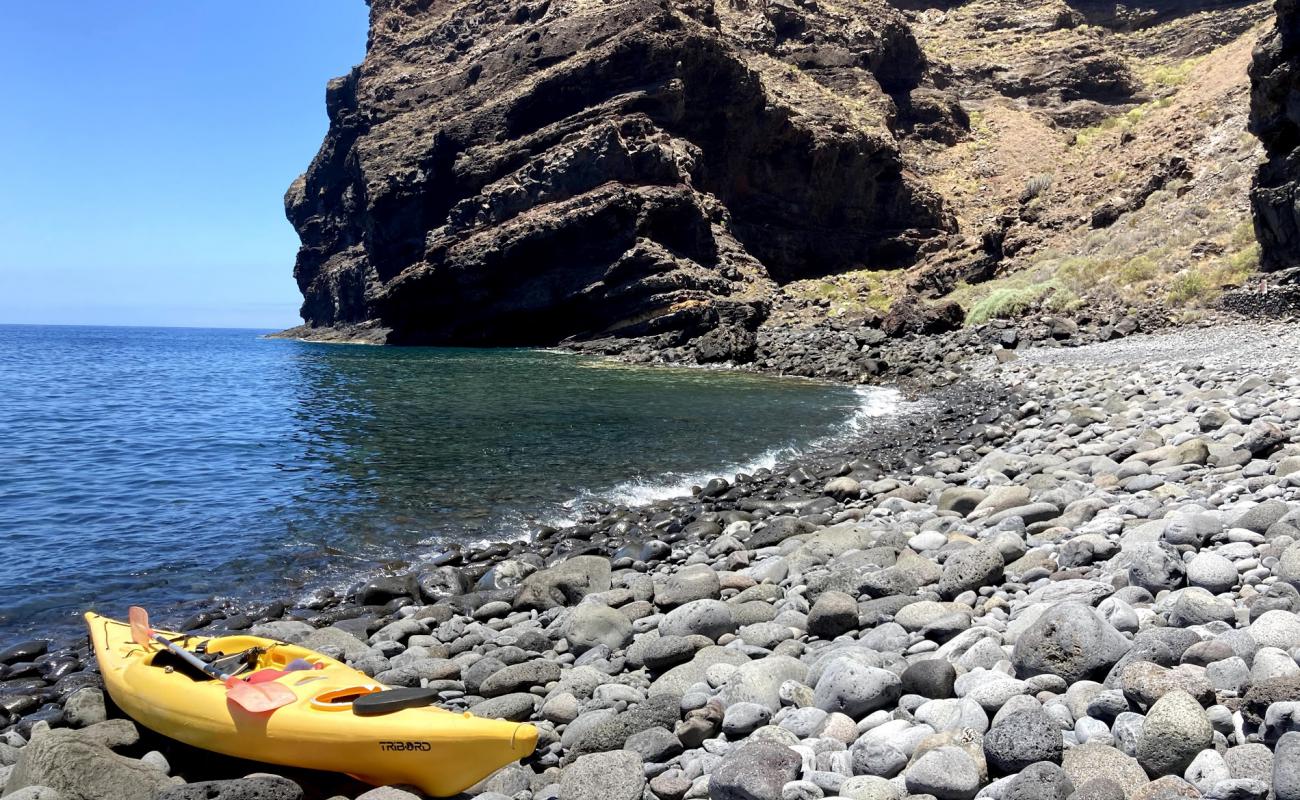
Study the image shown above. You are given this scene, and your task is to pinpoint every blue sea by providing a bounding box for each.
[0,325,896,640]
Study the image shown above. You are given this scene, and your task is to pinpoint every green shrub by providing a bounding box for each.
[1146,57,1201,88]
[1118,256,1158,285]
[966,283,1055,325]
[1230,220,1257,250]
[1167,271,1211,305]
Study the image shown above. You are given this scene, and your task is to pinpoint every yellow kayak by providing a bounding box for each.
[85,613,537,796]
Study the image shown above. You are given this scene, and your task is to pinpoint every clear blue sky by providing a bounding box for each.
[0,3,369,329]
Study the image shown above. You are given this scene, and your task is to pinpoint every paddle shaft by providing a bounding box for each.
[151,633,232,683]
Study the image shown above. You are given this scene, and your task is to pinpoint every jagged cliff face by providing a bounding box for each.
[1251,0,1300,272]
[286,0,956,347]
[288,0,1285,349]
[889,0,1268,304]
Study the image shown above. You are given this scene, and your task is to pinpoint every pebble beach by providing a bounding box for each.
[4,320,1300,800]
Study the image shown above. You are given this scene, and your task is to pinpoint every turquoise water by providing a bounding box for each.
[0,325,893,638]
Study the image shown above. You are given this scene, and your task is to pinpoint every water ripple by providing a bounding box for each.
[0,325,887,640]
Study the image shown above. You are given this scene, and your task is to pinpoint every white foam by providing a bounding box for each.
[541,386,905,522]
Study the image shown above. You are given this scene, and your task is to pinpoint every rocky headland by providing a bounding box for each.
[277,0,1297,372]
[6,322,1300,800]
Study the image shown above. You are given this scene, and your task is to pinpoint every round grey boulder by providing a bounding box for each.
[1002,761,1075,800]
[938,544,1005,600]
[1012,603,1131,683]
[723,702,772,738]
[902,659,957,700]
[1276,731,1300,800]
[904,746,982,800]
[984,708,1063,775]
[710,740,803,800]
[807,591,858,639]
[813,659,901,718]
[559,750,645,800]
[659,599,736,641]
[653,564,720,608]
[839,776,901,800]
[850,741,908,778]
[1127,543,1187,594]
[1187,552,1237,594]
[1249,610,1300,650]
[1062,743,1149,797]
[563,603,633,653]
[1137,689,1213,777]
[157,777,304,800]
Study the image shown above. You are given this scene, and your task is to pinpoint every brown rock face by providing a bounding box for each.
[1069,0,1257,29]
[285,0,954,345]
[1251,0,1300,272]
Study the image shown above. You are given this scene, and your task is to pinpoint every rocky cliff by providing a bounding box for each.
[1251,0,1300,272]
[285,0,957,350]
[286,0,1283,354]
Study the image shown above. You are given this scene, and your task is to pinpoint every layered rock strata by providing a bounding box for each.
[285,0,955,348]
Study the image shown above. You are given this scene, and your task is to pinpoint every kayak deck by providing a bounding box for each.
[86,613,537,796]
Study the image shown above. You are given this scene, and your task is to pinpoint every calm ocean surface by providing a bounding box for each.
[0,325,894,640]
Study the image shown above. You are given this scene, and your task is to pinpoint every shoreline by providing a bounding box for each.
[4,321,1300,800]
[0,353,926,650]
[6,369,981,650]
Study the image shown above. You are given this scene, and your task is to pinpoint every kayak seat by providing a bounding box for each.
[149,646,260,682]
[149,649,213,682]
[352,687,440,717]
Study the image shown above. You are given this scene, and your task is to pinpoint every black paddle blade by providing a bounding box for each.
[351,687,440,716]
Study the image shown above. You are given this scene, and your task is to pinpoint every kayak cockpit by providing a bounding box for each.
[146,642,265,682]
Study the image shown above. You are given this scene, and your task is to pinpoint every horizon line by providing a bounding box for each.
[0,321,294,332]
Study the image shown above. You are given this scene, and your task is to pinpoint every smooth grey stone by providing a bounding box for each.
[560,750,645,800]
[905,746,982,800]
[710,741,802,800]
[1137,690,1213,777]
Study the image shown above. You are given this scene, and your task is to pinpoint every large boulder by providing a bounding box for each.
[1002,762,1074,800]
[514,556,612,610]
[1276,731,1300,800]
[479,659,563,697]
[984,707,1064,774]
[717,656,808,712]
[710,740,802,800]
[356,573,420,605]
[882,298,965,337]
[937,544,1004,600]
[4,729,172,800]
[563,694,680,758]
[807,591,859,639]
[654,565,722,608]
[1012,603,1131,683]
[648,646,749,697]
[563,603,633,653]
[813,658,901,718]
[1126,543,1187,595]
[560,750,645,800]
[904,745,983,800]
[1062,743,1149,797]
[1137,690,1213,777]
[658,599,736,641]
